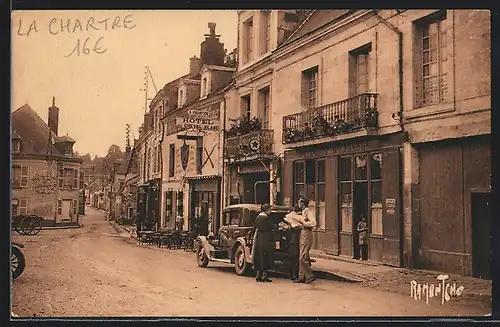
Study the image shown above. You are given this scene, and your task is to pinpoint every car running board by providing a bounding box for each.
[209,258,232,264]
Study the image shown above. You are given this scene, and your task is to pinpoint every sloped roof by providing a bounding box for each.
[55,134,75,143]
[280,10,351,47]
[11,104,63,156]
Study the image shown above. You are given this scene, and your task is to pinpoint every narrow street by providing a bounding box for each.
[11,207,490,318]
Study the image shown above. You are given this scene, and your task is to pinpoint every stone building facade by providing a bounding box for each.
[249,9,490,278]
[11,99,83,225]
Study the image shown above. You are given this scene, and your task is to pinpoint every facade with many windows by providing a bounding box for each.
[270,9,490,278]
[223,10,310,208]
[11,99,83,225]
[160,23,236,233]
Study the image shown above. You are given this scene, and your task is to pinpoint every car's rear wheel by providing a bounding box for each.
[196,243,209,267]
[234,244,250,276]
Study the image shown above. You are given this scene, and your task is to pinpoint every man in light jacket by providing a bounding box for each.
[294,197,316,284]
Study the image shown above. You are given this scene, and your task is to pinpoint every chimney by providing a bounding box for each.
[200,22,225,66]
[189,55,202,77]
[48,96,59,136]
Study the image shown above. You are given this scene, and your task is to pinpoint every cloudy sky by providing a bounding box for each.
[11,10,238,157]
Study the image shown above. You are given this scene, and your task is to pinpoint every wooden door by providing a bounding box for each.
[471,191,492,280]
[62,200,71,222]
[381,149,402,267]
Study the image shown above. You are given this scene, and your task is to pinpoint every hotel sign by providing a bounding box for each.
[176,103,220,132]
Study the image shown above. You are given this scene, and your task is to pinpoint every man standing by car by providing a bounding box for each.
[294,197,316,284]
[284,205,302,281]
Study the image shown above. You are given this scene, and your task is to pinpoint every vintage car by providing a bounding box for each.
[195,204,301,276]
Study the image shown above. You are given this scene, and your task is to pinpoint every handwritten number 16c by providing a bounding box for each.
[65,37,107,57]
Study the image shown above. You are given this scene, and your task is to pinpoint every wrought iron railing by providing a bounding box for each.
[282,93,379,144]
[225,129,274,160]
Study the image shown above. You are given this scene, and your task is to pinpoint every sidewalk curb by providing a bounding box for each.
[310,250,380,267]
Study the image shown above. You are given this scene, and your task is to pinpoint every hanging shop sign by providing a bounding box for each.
[176,103,220,132]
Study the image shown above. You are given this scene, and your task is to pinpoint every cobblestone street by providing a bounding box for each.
[11,207,490,318]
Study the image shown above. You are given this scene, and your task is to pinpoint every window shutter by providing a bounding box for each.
[300,73,307,108]
[348,53,357,98]
[73,169,79,189]
[57,200,62,215]
[20,166,29,188]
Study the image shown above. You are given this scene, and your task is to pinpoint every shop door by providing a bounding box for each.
[61,200,71,222]
[381,149,402,267]
[471,191,492,280]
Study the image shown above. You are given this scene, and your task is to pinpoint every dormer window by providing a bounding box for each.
[179,88,185,107]
[201,77,208,98]
[65,145,72,156]
[12,139,21,153]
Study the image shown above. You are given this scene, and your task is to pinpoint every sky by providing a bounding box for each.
[11,10,238,157]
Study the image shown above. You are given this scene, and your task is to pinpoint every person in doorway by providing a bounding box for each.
[284,205,303,281]
[253,204,274,282]
[356,215,368,260]
[294,197,316,284]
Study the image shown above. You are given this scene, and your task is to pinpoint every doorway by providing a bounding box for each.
[353,181,369,259]
[61,200,71,222]
[471,191,492,280]
[242,172,270,204]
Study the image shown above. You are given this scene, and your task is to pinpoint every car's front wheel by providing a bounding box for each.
[234,244,250,276]
[196,243,209,268]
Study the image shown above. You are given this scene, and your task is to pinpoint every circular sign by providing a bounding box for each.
[248,138,261,152]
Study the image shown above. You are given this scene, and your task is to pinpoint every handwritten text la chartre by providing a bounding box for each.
[16,15,136,57]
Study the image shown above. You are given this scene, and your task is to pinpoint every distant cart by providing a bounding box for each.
[12,214,44,236]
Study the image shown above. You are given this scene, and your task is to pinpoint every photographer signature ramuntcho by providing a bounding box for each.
[410,274,465,305]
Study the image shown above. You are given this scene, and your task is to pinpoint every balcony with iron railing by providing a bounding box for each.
[224,117,274,161]
[282,93,379,145]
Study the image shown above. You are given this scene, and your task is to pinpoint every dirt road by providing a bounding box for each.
[11,207,490,318]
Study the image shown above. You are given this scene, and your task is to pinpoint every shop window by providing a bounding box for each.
[355,155,368,180]
[293,158,325,228]
[340,156,353,232]
[293,161,305,205]
[370,154,383,235]
[177,191,184,219]
[316,159,326,229]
